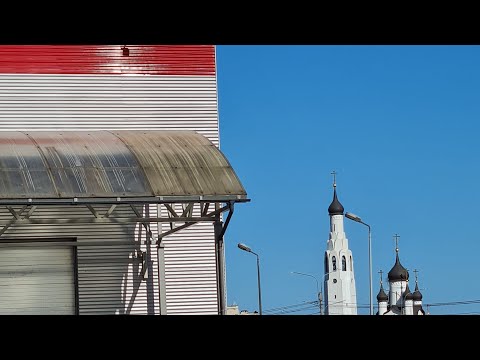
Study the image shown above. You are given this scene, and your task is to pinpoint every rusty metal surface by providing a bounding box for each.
[0,130,246,199]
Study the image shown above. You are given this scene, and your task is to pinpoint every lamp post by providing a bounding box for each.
[345,212,373,315]
[238,243,262,315]
[290,271,322,315]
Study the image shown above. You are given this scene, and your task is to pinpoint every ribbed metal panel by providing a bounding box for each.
[0,246,75,314]
[0,45,222,315]
[0,45,215,76]
[0,205,159,315]
[0,74,219,146]
[160,203,218,314]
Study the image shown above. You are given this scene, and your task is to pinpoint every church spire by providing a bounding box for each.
[388,234,409,281]
[412,269,423,301]
[376,270,388,302]
[328,171,344,216]
[324,171,357,315]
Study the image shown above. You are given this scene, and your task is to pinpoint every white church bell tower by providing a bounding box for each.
[324,172,357,315]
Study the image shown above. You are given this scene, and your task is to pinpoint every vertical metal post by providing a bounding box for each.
[144,204,155,315]
[157,204,167,315]
[345,213,373,315]
[256,253,262,315]
[157,240,167,315]
[318,291,323,315]
[214,220,226,315]
[367,224,373,316]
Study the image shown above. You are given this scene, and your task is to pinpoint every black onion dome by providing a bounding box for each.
[328,188,344,215]
[404,284,414,300]
[377,285,388,302]
[388,253,409,282]
[412,282,423,301]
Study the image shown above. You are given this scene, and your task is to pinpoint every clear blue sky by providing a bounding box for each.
[215,45,480,315]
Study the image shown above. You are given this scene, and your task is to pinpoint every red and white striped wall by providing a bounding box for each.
[0,45,219,145]
[0,45,221,315]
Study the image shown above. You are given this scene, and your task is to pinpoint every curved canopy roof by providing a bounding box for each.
[0,130,247,201]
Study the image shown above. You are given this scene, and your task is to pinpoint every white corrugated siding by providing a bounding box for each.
[0,74,219,146]
[0,205,159,315]
[0,69,221,314]
[160,203,218,315]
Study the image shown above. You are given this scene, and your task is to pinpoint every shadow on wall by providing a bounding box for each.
[78,204,156,315]
[0,204,156,315]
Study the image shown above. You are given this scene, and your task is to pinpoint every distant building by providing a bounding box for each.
[226,305,240,315]
[323,177,357,315]
[226,305,259,315]
[376,239,426,315]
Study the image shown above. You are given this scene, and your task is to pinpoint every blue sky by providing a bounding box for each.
[215,45,480,315]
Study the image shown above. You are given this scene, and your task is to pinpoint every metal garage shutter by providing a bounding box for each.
[0,245,76,315]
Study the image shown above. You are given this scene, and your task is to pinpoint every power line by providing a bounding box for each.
[264,297,480,315]
[263,300,372,315]
[426,299,480,307]
[271,304,320,315]
[263,300,319,314]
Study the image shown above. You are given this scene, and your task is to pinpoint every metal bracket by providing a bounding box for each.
[157,202,231,242]
[0,205,37,236]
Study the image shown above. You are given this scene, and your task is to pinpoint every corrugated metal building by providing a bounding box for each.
[0,45,247,315]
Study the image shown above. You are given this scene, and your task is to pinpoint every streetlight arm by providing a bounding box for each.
[360,221,371,232]
[237,243,262,315]
[291,271,320,295]
[345,212,373,316]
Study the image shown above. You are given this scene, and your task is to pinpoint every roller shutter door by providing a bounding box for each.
[0,245,76,314]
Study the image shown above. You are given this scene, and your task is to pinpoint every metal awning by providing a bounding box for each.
[0,130,247,314]
[0,130,247,205]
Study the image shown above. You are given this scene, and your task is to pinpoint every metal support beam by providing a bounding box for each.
[156,204,230,241]
[104,204,117,218]
[164,204,178,218]
[129,204,143,218]
[0,205,37,236]
[143,204,155,315]
[7,206,27,220]
[0,196,250,206]
[217,202,234,240]
[214,221,226,315]
[214,202,234,315]
[157,240,167,315]
[202,202,210,216]
[157,221,199,240]
[86,205,100,218]
[181,203,194,218]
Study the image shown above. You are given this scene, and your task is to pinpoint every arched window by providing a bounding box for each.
[325,254,329,273]
[350,256,353,272]
[342,256,347,271]
[332,256,337,271]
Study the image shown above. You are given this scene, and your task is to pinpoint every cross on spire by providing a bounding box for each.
[378,270,383,285]
[331,170,337,188]
[393,234,400,253]
[414,269,419,284]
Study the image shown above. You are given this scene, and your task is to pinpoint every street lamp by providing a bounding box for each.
[345,211,373,316]
[290,271,322,315]
[238,243,262,315]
